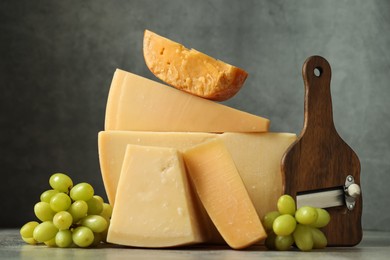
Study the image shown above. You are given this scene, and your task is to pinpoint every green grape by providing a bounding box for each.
[277,195,296,215]
[275,235,294,251]
[20,221,39,238]
[86,196,103,215]
[55,229,73,248]
[34,202,55,222]
[273,214,296,236]
[94,195,104,203]
[50,193,71,212]
[311,227,327,249]
[80,215,108,233]
[262,211,280,231]
[70,183,94,201]
[44,237,57,247]
[68,200,88,223]
[264,230,277,250]
[100,203,113,220]
[53,211,73,230]
[33,221,58,243]
[49,173,73,193]
[72,226,94,247]
[295,206,318,225]
[40,189,59,203]
[22,236,38,245]
[100,219,109,242]
[293,224,313,251]
[309,208,330,228]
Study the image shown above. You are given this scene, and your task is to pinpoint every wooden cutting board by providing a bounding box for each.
[281,56,362,246]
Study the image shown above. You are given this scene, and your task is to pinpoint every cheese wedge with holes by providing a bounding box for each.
[104,69,269,132]
[143,30,248,101]
[98,131,297,218]
[107,145,208,247]
[183,138,267,249]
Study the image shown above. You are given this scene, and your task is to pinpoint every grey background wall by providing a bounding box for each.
[1,0,389,230]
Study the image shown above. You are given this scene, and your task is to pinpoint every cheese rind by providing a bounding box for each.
[107,145,207,247]
[182,138,267,249]
[104,69,269,132]
[143,30,248,101]
[104,68,126,131]
[98,131,297,218]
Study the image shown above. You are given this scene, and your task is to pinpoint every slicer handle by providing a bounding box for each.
[302,56,337,134]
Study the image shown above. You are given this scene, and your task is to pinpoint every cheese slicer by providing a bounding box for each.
[281,55,362,246]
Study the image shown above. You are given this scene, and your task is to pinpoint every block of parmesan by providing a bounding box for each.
[107,144,208,247]
[182,138,267,249]
[98,131,297,218]
[143,30,248,101]
[104,69,269,132]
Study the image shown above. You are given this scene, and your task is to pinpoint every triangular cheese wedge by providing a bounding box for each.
[107,144,208,247]
[104,69,269,132]
[143,30,248,101]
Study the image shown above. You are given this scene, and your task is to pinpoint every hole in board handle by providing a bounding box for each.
[314,67,322,77]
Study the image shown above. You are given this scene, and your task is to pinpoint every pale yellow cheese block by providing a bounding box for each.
[98,131,296,219]
[143,30,248,101]
[107,145,208,247]
[104,69,269,132]
[182,138,267,249]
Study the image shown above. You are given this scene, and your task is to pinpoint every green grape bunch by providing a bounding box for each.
[262,194,331,252]
[20,173,113,248]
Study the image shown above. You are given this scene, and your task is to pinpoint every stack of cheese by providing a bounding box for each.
[98,31,297,250]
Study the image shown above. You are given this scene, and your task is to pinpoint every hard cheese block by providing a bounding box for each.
[104,69,269,132]
[98,131,296,218]
[183,138,267,249]
[107,144,208,247]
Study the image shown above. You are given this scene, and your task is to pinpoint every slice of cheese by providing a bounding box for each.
[104,69,269,132]
[182,138,267,249]
[107,144,208,247]
[143,30,248,101]
[98,131,296,219]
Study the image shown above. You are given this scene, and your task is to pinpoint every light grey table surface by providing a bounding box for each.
[1,229,389,260]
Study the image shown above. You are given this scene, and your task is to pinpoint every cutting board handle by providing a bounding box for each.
[302,56,337,135]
